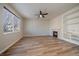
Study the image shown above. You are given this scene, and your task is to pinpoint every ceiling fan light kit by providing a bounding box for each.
[39,10,48,18]
[40,15,42,18]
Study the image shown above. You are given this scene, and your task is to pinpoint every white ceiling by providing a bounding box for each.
[11,3,79,20]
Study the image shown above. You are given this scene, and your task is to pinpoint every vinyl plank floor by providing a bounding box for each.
[1,36,79,56]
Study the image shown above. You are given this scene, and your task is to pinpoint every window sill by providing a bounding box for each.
[3,31,20,35]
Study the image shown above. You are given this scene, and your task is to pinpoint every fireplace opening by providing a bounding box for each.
[53,31,58,38]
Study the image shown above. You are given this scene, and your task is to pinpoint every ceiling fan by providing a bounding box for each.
[39,10,48,18]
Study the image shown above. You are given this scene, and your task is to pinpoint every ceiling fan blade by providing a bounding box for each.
[40,11,42,15]
[42,15,45,18]
[43,13,48,15]
[39,10,48,18]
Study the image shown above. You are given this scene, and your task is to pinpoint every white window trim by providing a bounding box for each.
[3,6,21,34]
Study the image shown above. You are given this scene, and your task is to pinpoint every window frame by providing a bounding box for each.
[3,6,21,34]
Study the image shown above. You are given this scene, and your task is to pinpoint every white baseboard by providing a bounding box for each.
[0,36,23,54]
[24,35,52,37]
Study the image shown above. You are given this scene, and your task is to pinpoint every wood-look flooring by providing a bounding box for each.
[1,36,79,56]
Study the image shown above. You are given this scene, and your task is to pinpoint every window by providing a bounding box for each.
[13,16,20,31]
[3,6,20,33]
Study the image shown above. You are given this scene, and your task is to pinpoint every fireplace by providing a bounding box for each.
[53,31,58,37]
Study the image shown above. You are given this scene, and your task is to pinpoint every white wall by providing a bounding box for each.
[49,15,63,38]
[23,5,79,38]
[0,4,23,54]
[23,18,50,37]
[49,5,79,45]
